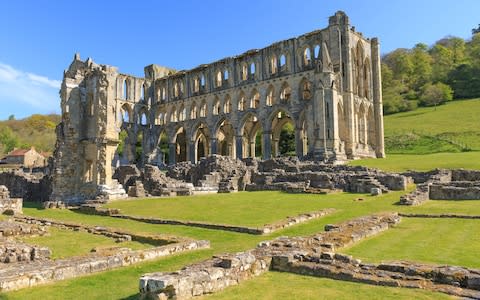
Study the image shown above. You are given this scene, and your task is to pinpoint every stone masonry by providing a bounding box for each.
[0,186,22,215]
[50,11,385,203]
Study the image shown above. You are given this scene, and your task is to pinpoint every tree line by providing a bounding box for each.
[381,30,480,114]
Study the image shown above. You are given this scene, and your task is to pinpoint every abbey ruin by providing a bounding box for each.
[50,11,385,202]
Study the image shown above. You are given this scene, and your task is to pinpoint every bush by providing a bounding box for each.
[418,82,453,107]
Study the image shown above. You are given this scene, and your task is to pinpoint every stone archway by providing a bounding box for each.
[240,113,263,158]
[174,127,187,163]
[192,122,211,163]
[215,118,235,158]
[270,109,295,157]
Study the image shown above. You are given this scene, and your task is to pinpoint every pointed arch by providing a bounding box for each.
[249,89,260,109]
[223,94,232,114]
[363,58,371,99]
[266,85,275,106]
[120,103,132,123]
[190,101,198,119]
[170,106,177,123]
[280,82,292,102]
[239,112,263,158]
[270,109,295,157]
[237,91,246,111]
[215,117,235,157]
[213,96,221,115]
[199,100,207,117]
[192,121,211,162]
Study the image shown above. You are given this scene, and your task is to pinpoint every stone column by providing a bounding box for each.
[262,131,272,160]
[210,138,218,155]
[295,128,303,157]
[249,140,256,158]
[188,141,196,163]
[168,143,176,165]
[235,135,243,159]
[371,38,385,158]
[272,138,279,157]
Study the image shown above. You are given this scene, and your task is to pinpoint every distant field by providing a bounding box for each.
[384,99,480,153]
[349,152,480,172]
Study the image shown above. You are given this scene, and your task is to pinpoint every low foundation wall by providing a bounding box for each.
[429,182,480,200]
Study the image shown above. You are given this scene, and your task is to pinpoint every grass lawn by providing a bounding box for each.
[1,190,477,300]
[348,152,480,172]
[103,191,377,227]
[203,271,453,300]
[344,218,480,269]
[18,227,149,259]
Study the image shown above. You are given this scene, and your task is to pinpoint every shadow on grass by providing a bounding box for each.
[120,293,141,300]
[23,201,45,210]
[394,111,428,118]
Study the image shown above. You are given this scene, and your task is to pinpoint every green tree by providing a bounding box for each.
[0,126,19,153]
[447,64,480,98]
[7,115,15,121]
[419,82,453,108]
[383,49,413,84]
[279,123,295,155]
[430,44,454,82]
[411,43,433,90]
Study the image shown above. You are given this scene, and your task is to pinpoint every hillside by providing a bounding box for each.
[0,114,60,157]
[384,98,480,154]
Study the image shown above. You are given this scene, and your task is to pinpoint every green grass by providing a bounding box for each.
[203,271,453,300]
[18,227,149,259]
[104,191,375,227]
[344,218,480,269]
[349,152,480,172]
[384,98,480,153]
[2,191,479,299]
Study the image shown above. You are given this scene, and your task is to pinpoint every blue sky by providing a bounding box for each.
[0,0,479,120]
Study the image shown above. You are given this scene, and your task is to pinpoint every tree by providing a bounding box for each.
[7,115,15,121]
[419,82,453,108]
[473,24,480,35]
[0,126,19,153]
[411,43,433,90]
[447,64,480,98]
[429,44,454,82]
[382,49,413,84]
[279,123,295,155]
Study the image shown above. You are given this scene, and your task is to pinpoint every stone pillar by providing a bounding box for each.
[235,135,243,159]
[371,38,385,158]
[210,138,218,155]
[295,128,303,157]
[188,141,196,163]
[168,143,176,165]
[262,131,272,160]
[249,140,256,158]
[272,138,279,157]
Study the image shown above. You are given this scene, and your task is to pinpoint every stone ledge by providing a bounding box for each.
[107,208,335,235]
[399,213,480,219]
[0,239,209,292]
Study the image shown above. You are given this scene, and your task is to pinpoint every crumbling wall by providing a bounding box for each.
[0,186,22,214]
[0,172,51,202]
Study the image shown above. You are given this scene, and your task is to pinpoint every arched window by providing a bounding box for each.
[190,103,198,119]
[193,77,200,93]
[238,93,245,111]
[178,105,186,121]
[250,90,260,109]
[216,71,222,87]
[123,79,129,99]
[161,87,166,101]
[266,85,274,106]
[301,79,312,100]
[270,56,277,74]
[139,112,147,125]
[200,75,205,88]
[314,45,321,59]
[170,107,177,122]
[213,97,220,115]
[224,69,229,81]
[250,63,255,77]
[241,64,248,81]
[280,83,291,102]
[280,54,286,70]
[303,48,311,66]
[200,101,207,117]
[141,83,145,100]
[223,95,231,114]
[174,82,179,98]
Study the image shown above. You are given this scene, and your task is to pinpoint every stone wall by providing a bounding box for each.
[0,171,51,202]
[429,181,480,200]
[139,213,400,299]
[0,186,22,214]
[0,241,51,264]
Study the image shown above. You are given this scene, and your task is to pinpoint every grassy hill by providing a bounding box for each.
[384,98,480,154]
[350,98,480,171]
[0,114,60,157]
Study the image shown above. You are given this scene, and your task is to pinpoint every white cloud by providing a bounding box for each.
[0,62,60,118]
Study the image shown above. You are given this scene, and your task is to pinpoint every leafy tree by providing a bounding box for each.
[279,123,295,155]
[411,43,433,90]
[429,44,454,82]
[7,115,15,121]
[383,49,413,84]
[0,126,19,153]
[419,82,453,108]
[447,64,480,98]
[473,24,480,35]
